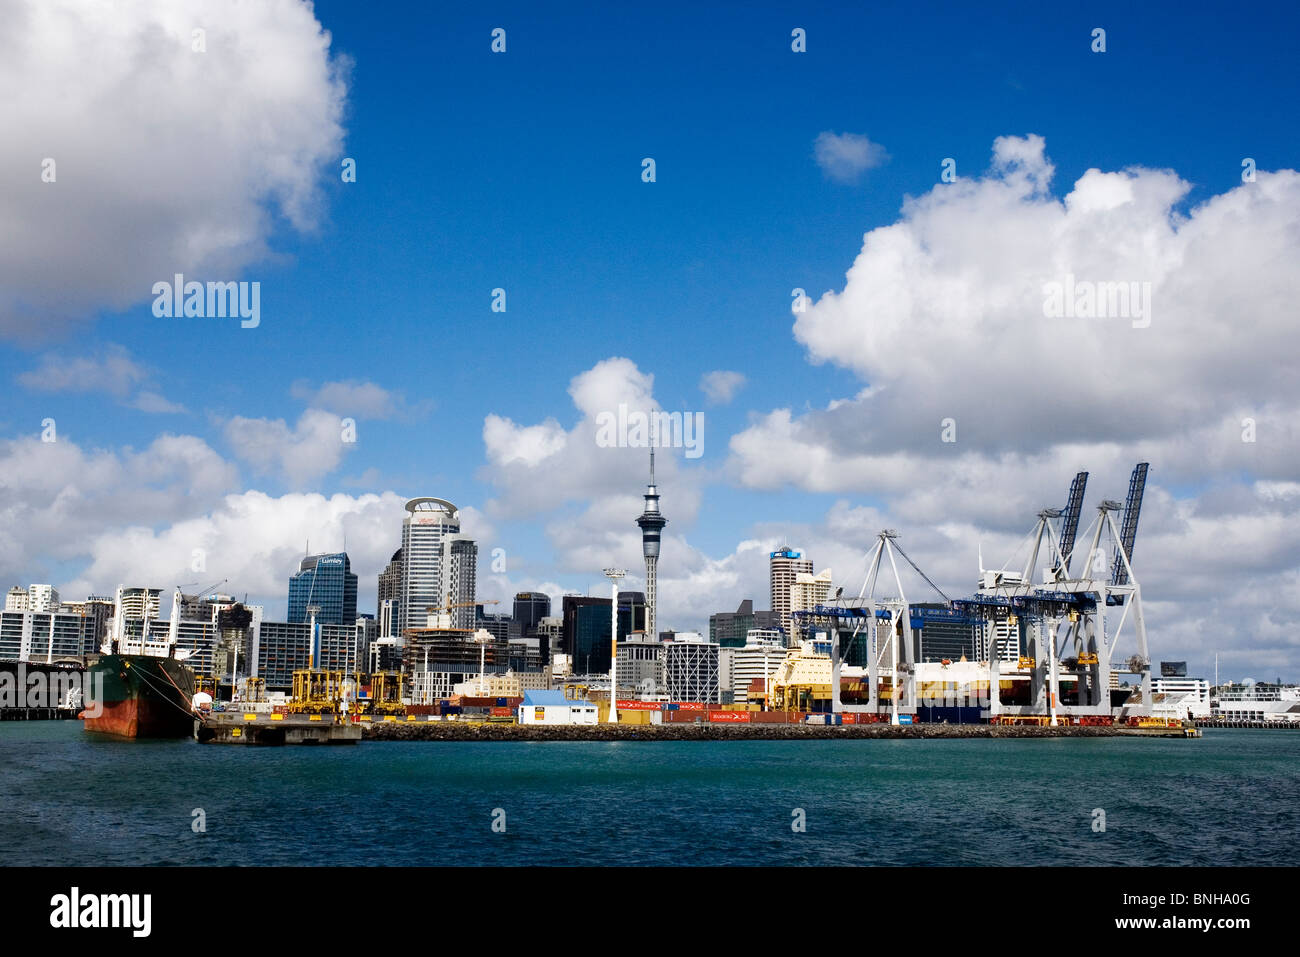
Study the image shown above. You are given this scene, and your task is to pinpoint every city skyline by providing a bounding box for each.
[1,1,1298,684]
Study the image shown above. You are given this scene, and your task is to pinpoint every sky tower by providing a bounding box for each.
[636,448,667,641]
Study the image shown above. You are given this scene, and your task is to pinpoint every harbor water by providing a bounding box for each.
[1,722,1295,866]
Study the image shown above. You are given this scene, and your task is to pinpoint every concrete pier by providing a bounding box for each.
[197,712,362,745]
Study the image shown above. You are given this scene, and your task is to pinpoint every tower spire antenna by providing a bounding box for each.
[650,446,655,486]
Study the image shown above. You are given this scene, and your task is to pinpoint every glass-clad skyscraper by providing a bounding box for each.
[513,592,551,630]
[399,498,461,633]
[287,553,358,626]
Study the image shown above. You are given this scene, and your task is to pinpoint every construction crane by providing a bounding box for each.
[177,577,228,595]
[1111,463,1148,587]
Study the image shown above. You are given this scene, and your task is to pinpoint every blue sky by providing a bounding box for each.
[2,0,1298,680]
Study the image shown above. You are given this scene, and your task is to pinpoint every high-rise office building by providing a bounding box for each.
[568,592,646,676]
[571,603,611,675]
[770,546,812,638]
[514,591,553,662]
[475,611,520,644]
[789,568,834,642]
[709,599,781,648]
[377,548,403,635]
[618,590,646,635]
[255,617,370,692]
[399,497,460,634]
[287,553,358,626]
[513,592,551,630]
[560,594,606,658]
[445,538,477,630]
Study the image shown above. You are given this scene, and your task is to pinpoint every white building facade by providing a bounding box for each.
[399,498,460,634]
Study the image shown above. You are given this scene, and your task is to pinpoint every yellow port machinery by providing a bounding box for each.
[369,671,407,716]
[289,669,345,715]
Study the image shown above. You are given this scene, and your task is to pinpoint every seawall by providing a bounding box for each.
[361,722,1147,742]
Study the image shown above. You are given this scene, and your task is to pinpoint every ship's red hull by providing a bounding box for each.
[83,696,194,737]
[83,653,197,738]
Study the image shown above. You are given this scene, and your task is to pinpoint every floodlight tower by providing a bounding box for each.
[635,449,667,641]
[603,567,626,723]
[473,628,494,697]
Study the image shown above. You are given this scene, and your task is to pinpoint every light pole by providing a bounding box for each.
[604,568,626,724]
[473,629,493,697]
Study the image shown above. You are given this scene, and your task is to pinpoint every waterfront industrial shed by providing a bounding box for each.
[518,690,598,725]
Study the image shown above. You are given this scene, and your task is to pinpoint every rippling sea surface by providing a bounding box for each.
[1,722,1295,866]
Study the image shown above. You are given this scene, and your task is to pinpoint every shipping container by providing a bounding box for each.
[708,710,751,723]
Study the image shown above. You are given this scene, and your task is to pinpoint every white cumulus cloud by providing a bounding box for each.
[0,0,348,338]
[223,409,354,488]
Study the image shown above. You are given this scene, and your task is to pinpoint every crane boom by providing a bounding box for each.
[1057,471,1088,575]
[1111,463,1149,585]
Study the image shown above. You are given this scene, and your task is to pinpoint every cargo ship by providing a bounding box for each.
[83,586,197,738]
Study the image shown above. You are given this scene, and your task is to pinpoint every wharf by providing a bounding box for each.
[197,711,362,745]
[360,722,1201,742]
